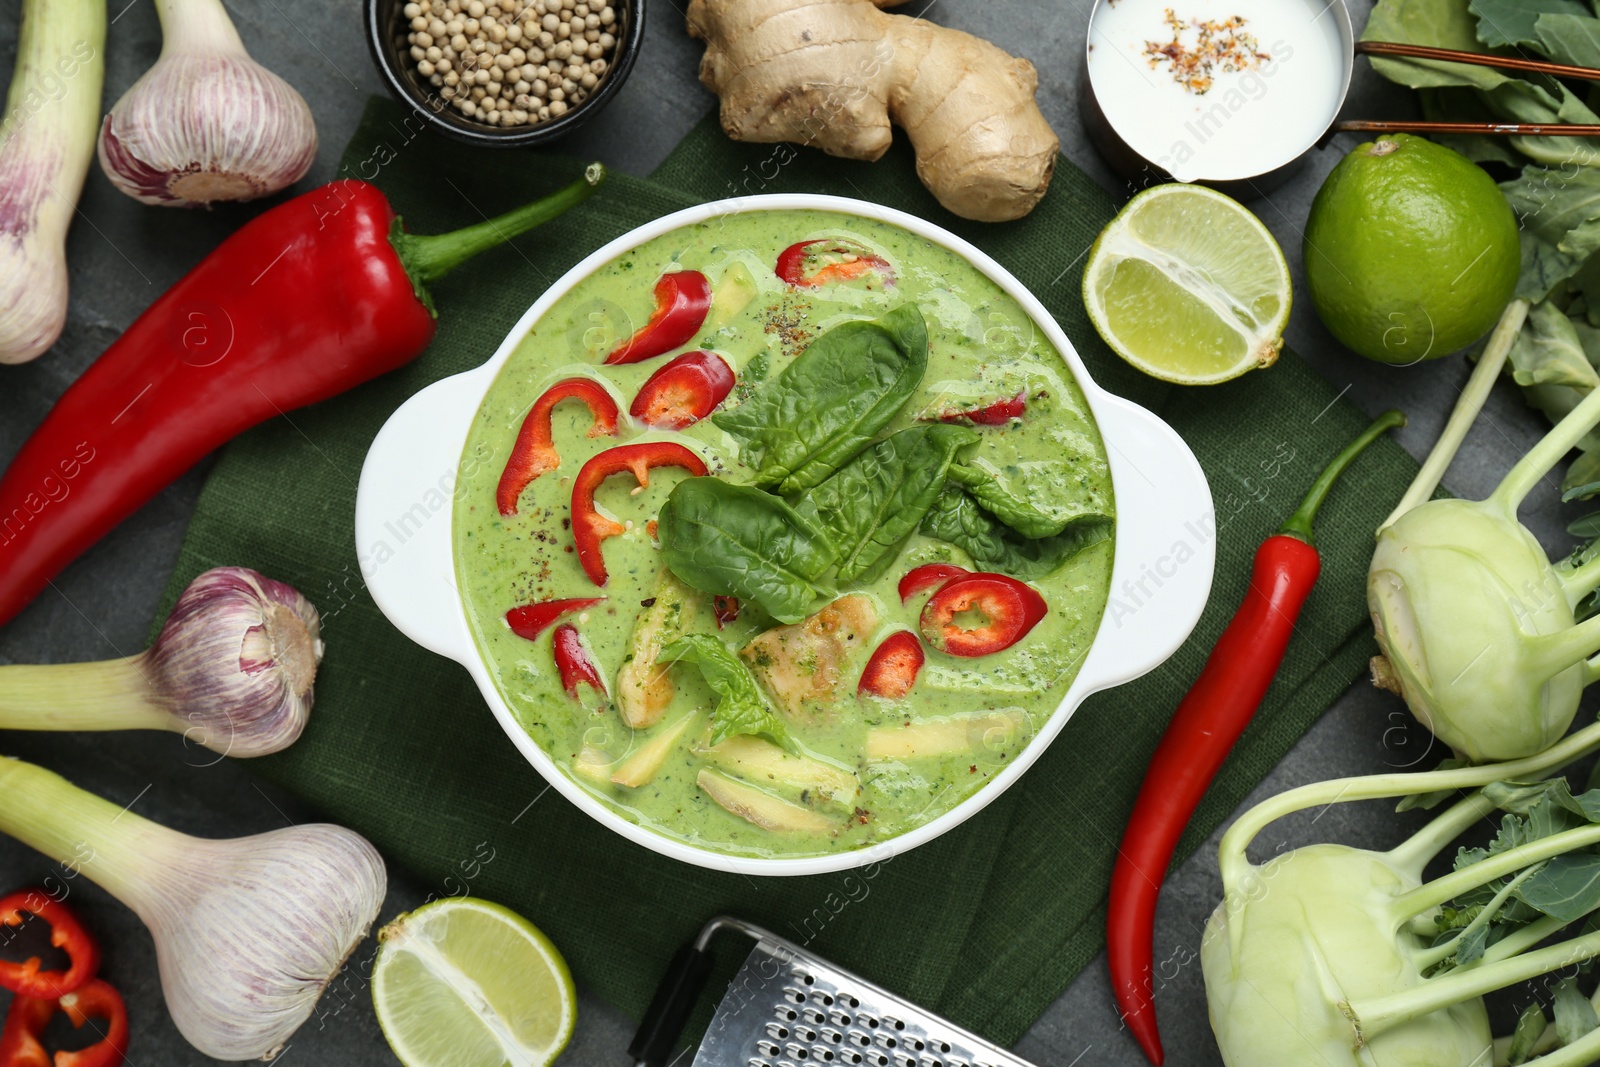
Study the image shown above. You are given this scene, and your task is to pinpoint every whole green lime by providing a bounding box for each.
[1304,134,1519,364]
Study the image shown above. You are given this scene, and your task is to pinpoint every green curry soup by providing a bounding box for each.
[453,209,1116,859]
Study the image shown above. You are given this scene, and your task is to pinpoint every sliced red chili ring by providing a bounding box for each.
[775,239,894,288]
[571,442,708,586]
[935,392,1027,426]
[897,563,970,605]
[495,377,619,516]
[0,977,128,1067]
[0,891,101,1000]
[919,573,1047,657]
[629,350,736,430]
[858,630,925,699]
[506,597,606,641]
[604,270,712,365]
[552,623,608,702]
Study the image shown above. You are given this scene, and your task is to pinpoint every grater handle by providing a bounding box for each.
[628,940,715,1067]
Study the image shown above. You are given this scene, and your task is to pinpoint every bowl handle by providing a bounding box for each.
[354,370,487,664]
[1078,395,1216,693]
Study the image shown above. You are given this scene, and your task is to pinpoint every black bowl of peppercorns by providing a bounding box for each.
[365,0,643,146]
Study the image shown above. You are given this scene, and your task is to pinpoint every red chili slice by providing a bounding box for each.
[571,442,708,586]
[604,270,712,365]
[552,623,608,701]
[506,597,606,641]
[629,351,736,430]
[897,563,970,605]
[0,891,101,1000]
[496,377,619,516]
[0,977,128,1067]
[858,631,925,699]
[775,240,894,288]
[713,595,740,629]
[935,392,1027,426]
[919,573,1047,657]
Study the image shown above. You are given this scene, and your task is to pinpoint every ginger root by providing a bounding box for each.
[686,0,1059,222]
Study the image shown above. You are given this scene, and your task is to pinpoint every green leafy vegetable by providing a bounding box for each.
[713,304,929,493]
[920,486,1112,580]
[1555,976,1600,1046]
[656,635,792,750]
[794,424,977,583]
[944,457,1112,539]
[1508,1001,1546,1065]
[657,477,837,624]
[1467,0,1587,49]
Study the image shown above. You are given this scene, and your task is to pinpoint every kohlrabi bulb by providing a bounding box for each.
[1369,498,1587,763]
[1202,844,1493,1067]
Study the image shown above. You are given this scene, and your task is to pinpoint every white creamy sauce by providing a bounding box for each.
[1087,0,1347,182]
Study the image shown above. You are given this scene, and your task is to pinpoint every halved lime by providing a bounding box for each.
[371,897,577,1067]
[1082,184,1291,385]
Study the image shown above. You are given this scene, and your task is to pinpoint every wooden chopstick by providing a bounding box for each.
[1343,41,1600,135]
[1356,40,1600,82]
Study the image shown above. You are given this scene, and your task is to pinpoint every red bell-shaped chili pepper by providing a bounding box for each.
[858,630,925,699]
[775,240,894,288]
[603,271,711,365]
[0,166,604,629]
[496,378,619,516]
[918,573,1047,657]
[897,563,969,605]
[0,977,128,1067]
[933,392,1027,426]
[505,596,606,641]
[0,891,100,1000]
[629,351,735,430]
[1106,411,1403,1066]
[571,442,707,586]
[552,623,608,702]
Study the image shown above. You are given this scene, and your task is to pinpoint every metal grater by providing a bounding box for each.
[629,917,1041,1067]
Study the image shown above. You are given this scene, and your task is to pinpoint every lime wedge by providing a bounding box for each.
[371,897,577,1067]
[1082,184,1290,385]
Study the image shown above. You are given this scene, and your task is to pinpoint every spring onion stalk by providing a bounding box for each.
[0,756,385,1060]
[0,567,321,757]
[98,0,316,206]
[1204,717,1600,1066]
[1368,297,1600,761]
[0,0,105,363]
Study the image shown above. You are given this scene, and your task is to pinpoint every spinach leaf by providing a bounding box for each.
[713,304,929,493]
[946,457,1113,539]
[658,477,837,624]
[920,486,1112,580]
[795,424,978,583]
[657,635,792,750]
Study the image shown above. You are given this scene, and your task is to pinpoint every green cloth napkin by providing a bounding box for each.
[156,96,1417,1048]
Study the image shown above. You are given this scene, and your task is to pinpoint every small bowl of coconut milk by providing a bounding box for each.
[1081,0,1354,195]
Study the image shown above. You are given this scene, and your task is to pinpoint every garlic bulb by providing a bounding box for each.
[0,0,106,363]
[0,757,386,1061]
[97,0,317,207]
[0,566,322,758]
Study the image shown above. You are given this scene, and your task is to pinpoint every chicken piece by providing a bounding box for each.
[617,571,702,729]
[741,595,878,723]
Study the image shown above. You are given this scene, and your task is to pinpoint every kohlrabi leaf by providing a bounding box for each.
[1517,854,1600,922]
[1469,0,1588,48]
[656,635,792,750]
[1535,12,1600,65]
[1508,1001,1546,1065]
[1503,168,1600,301]
[1509,301,1599,391]
[1565,449,1600,501]
[1555,975,1600,1045]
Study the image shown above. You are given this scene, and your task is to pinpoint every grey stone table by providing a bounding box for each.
[0,1,1576,1064]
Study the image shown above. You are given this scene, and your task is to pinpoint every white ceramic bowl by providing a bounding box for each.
[355,194,1215,877]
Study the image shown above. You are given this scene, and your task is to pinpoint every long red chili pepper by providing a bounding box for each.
[496,377,619,516]
[1106,410,1404,1066]
[0,891,100,1000]
[603,271,711,365]
[0,977,128,1067]
[571,442,707,586]
[551,623,608,702]
[775,239,894,287]
[0,165,604,630]
[628,350,735,430]
[505,596,605,641]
